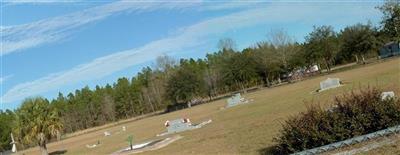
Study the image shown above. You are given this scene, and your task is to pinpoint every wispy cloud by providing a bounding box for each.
[1,0,201,56]
[201,1,266,11]
[1,2,380,103]
[3,0,81,5]
[1,6,273,103]
[1,0,269,56]
[0,75,13,85]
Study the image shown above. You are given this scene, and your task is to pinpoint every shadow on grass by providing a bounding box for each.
[49,149,67,155]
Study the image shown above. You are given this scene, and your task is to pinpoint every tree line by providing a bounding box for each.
[0,0,398,153]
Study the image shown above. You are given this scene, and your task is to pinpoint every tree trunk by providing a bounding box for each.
[326,63,331,72]
[146,93,155,112]
[240,82,246,93]
[266,77,271,87]
[317,64,322,74]
[323,58,331,72]
[264,71,269,87]
[355,55,359,63]
[150,82,161,110]
[39,144,48,155]
[129,99,135,116]
[361,55,366,64]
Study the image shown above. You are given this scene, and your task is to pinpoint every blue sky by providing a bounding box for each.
[1,0,383,110]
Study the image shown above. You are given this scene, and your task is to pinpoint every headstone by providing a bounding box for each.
[166,118,194,133]
[226,93,241,107]
[381,91,395,100]
[122,126,126,131]
[319,78,341,91]
[104,131,111,136]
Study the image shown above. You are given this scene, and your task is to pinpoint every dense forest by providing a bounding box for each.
[0,0,399,152]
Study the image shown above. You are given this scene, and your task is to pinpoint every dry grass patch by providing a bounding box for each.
[20,58,400,155]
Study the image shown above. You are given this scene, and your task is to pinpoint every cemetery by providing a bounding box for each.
[3,1,400,154]
[15,58,400,155]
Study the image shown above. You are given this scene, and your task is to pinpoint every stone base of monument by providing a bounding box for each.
[112,135,183,155]
[225,93,251,108]
[86,140,101,149]
[157,119,212,137]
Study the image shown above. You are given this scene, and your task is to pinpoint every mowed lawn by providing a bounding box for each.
[21,58,400,155]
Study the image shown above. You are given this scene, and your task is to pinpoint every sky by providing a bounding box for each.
[0,0,384,110]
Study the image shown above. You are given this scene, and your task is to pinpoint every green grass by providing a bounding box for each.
[21,57,400,155]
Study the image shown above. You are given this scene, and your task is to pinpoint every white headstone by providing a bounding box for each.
[122,126,126,131]
[320,78,341,91]
[104,131,111,136]
[381,91,395,100]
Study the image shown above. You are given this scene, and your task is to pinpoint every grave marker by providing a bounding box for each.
[166,118,194,133]
[157,118,212,136]
[226,93,242,107]
[381,91,395,100]
[319,78,341,91]
[104,131,111,136]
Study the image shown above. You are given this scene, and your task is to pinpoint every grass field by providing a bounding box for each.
[20,57,400,155]
[323,133,400,155]
[363,135,400,155]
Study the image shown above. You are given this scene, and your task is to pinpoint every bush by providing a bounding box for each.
[273,87,400,154]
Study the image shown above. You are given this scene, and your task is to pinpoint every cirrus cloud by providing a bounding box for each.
[1,2,381,104]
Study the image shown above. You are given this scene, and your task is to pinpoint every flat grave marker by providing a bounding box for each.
[157,118,212,136]
[166,118,194,133]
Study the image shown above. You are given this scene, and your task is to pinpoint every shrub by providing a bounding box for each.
[273,87,400,154]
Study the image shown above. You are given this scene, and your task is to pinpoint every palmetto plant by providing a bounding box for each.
[14,97,63,155]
